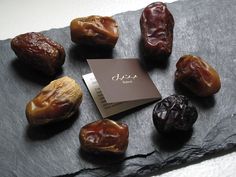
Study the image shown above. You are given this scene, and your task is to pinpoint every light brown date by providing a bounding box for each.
[70,15,119,48]
[79,119,129,154]
[175,55,221,97]
[11,32,65,76]
[26,76,83,125]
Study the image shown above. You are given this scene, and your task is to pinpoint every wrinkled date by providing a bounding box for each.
[11,32,65,76]
[26,76,83,125]
[79,119,129,154]
[175,55,221,97]
[153,95,198,134]
[140,2,174,58]
[70,15,119,48]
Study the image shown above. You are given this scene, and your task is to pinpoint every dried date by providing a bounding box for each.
[70,15,119,48]
[175,55,221,97]
[26,76,83,125]
[11,32,65,76]
[79,119,129,154]
[153,95,198,134]
[140,2,174,58]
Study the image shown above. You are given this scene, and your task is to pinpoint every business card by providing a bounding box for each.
[83,58,161,118]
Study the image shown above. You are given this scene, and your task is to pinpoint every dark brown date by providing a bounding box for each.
[11,32,65,76]
[26,76,83,125]
[70,16,119,48]
[175,55,221,97]
[79,119,129,154]
[140,2,174,58]
[153,95,198,134]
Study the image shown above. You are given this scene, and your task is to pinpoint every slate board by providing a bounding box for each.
[0,0,236,176]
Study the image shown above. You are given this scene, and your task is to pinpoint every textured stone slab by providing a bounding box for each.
[0,0,235,176]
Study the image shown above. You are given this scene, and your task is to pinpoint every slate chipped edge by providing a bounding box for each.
[54,114,236,177]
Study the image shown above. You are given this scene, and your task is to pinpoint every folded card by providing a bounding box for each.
[83,59,161,118]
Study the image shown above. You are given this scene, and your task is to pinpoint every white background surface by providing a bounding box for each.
[1,0,236,177]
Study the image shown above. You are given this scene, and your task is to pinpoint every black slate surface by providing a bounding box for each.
[0,0,236,176]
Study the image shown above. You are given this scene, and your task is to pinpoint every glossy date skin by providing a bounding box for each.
[140,2,174,58]
[26,76,83,125]
[11,32,65,76]
[153,95,198,134]
[175,55,221,97]
[79,119,129,154]
[70,16,119,48]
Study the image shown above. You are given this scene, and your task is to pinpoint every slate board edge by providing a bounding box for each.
[53,113,236,177]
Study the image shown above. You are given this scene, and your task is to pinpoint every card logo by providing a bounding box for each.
[112,73,138,84]
[87,59,161,103]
